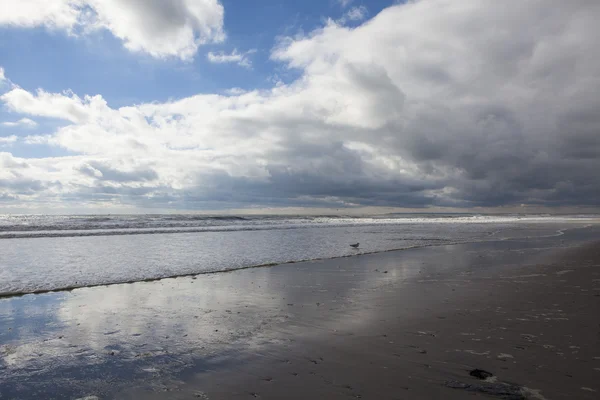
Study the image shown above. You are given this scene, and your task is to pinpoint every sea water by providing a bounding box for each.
[0,214,597,296]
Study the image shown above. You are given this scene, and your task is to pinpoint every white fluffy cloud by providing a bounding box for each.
[1,0,599,210]
[0,0,225,59]
[2,88,109,124]
[2,118,38,128]
[0,136,18,144]
[0,0,81,31]
[207,48,257,68]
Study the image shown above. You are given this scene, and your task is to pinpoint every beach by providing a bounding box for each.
[2,0,598,397]
[0,224,599,399]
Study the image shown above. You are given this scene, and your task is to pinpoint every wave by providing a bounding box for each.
[0,240,466,299]
[0,224,326,239]
[1,214,597,239]
[0,223,594,299]
[0,215,250,232]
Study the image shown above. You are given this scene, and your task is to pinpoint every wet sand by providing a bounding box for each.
[1,227,599,399]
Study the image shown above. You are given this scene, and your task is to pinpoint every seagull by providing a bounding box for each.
[350,243,359,248]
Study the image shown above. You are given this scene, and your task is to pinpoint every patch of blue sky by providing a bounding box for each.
[0,1,393,105]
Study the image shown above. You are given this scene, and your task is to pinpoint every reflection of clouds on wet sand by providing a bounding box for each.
[2,231,596,397]
[0,242,502,375]
[1,246,439,392]
[0,266,338,379]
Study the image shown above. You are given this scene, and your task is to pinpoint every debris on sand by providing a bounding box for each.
[447,369,548,400]
[469,369,494,380]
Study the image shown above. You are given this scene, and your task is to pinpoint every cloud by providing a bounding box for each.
[207,48,257,68]
[2,118,38,128]
[77,161,158,183]
[0,135,18,145]
[0,67,5,82]
[1,88,108,123]
[23,135,51,145]
[337,0,354,9]
[1,0,599,210]
[224,87,247,96]
[0,0,80,31]
[0,153,45,198]
[339,6,368,24]
[84,0,225,60]
[0,0,225,60]
[0,177,46,194]
[0,152,28,167]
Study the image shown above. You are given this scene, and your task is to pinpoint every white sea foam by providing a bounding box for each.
[0,214,597,239]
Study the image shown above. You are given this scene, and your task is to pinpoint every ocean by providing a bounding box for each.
[0,214,597,297]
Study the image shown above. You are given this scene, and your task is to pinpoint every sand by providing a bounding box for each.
[1,226,599,399]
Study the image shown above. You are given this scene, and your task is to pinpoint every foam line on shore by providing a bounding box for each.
[0,241,466,299]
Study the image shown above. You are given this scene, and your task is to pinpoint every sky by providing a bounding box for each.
[0,0,599,214]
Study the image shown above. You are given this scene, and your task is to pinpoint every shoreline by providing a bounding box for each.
[0,241,462,299]
[1,228,599,399]
[0,223,587,299]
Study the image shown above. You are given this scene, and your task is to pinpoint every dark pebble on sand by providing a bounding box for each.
[469,369,493,380]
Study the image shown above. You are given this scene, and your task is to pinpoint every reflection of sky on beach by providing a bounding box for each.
[0,275,278,397]
[1,225,597,397]
[1,247,442,397]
